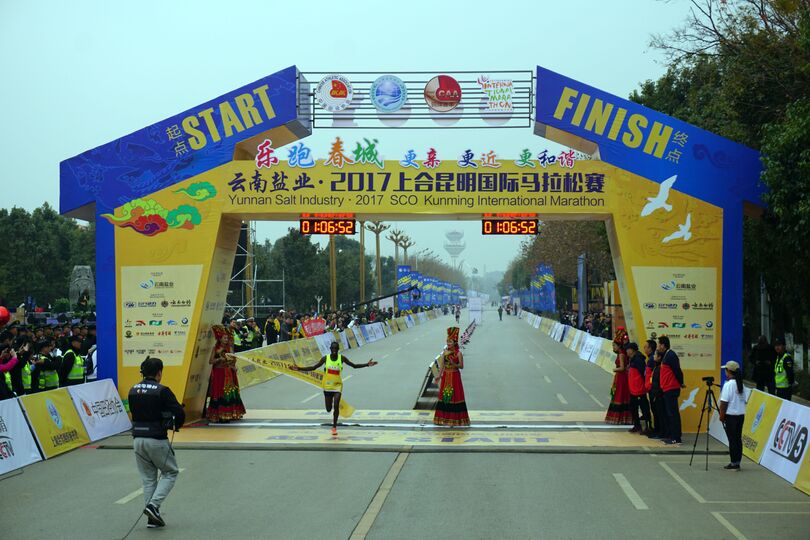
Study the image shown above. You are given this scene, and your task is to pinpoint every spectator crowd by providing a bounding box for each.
[0,321,97,400]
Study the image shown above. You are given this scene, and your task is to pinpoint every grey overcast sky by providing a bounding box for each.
[0,0,688,276]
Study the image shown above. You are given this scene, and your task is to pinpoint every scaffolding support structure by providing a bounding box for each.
[226,221,285,320]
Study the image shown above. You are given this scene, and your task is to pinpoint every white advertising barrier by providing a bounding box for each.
[352,326,366,347]
[579,335,599,362]
[417,312,428,324]
[372,323,386,341]
[570,329,583,352]
[759,400,810,483]
[337,330,350,351]
[313,333,334,356]
[404,315,415,328]
[533,316,541,329]
[67,380,132,442]
[708,386,753,446]
[0,399,42,474]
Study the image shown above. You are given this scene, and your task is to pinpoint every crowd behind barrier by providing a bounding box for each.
[525,312,810,496]
[235,308,444,389]
[0,379,131,475]
[1,308,449,475]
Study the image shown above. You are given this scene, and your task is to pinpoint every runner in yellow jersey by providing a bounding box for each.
[291,341,377,436]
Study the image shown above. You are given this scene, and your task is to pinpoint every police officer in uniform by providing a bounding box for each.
[128,357,185,529]
[773,338,795,401]
[31,340,60,393]
[60,334,85,386]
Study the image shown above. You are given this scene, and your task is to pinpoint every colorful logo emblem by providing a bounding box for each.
[660,280,676,291]
[316,75,353,112]
[371,75,407,112]
[424,75,461,112]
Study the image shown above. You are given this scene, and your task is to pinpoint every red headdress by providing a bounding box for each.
[613,326,629,346]
[211,324,234,356]
[447,327,460,343]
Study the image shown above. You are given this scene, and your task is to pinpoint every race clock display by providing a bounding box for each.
[299,218,356,235]
[481,218,539,235]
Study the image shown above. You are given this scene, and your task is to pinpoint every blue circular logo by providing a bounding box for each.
[371,76,407,112]
[751,403,765,433]
[46,399,63,430]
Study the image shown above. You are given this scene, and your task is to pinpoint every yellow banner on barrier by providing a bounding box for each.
[237,351,355,418]
[20,388,91,459]
[742,389,783,463]
[347,331,359,349]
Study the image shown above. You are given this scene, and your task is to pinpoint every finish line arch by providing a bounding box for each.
[59,66,764,431]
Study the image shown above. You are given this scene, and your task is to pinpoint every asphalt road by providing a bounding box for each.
[2,309,808,539]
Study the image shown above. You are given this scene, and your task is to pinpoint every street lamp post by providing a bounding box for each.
[315,295,322,314]
[359,220,366,303]
[329,235,337,310]
[387,230,407,312]
[401,237,415,266]
[366,221,390,307]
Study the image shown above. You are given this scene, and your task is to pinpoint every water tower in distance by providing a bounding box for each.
[444,230,466,269]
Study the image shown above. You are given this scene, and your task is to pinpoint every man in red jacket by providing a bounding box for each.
[625,342,651,434]
[657,336,685,445]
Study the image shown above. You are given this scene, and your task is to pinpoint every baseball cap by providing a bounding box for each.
[721,360,740,372]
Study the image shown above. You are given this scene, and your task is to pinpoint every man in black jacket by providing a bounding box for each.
[751,335,776,394]
[128,357,185,529]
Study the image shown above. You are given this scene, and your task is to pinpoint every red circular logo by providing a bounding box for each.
[424,75,461,112]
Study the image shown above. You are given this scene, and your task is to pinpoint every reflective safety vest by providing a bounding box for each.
[3,372,9,390]
[39,360,59,389]
[246,330,255,345]
[775,353,790,388]
[233,330,242,346]
[66,351,85,381]
[21,362,31,390]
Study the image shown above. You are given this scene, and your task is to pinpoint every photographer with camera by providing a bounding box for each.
[718,361,746,471]
[128,357,185,529]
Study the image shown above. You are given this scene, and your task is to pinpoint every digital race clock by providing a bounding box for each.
[481,218,539,235]
[299,218,356,235]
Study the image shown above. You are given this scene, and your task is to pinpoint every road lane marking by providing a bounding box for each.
[556,393,568,405]
[588,394,605,408]
[544,375,551,383]
[301,393,321,403]
[612,473,648,510]
[711,512,748,540]
[395,347,402,351]
[350,453,409,539]
[659,462,706,503]
[115,469,186,504]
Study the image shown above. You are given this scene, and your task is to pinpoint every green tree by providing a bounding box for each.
[633,0,810,339]
[0,203,95,308]
[267,228,328,311]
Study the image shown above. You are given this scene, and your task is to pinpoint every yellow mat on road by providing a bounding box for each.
[172,426,661,448]
[241,409,607,423]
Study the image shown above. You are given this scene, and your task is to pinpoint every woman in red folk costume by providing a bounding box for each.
[433,327,470,427]
[206,324,246,423]
[605,327,633,425]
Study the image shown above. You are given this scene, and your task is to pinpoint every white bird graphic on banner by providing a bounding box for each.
[662,213,692,243]
[679,387,700,411]
[641,175,677,217]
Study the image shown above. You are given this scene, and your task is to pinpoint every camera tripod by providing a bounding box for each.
[689,379,720,471]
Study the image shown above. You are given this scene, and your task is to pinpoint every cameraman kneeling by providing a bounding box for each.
[128,357,185,528]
